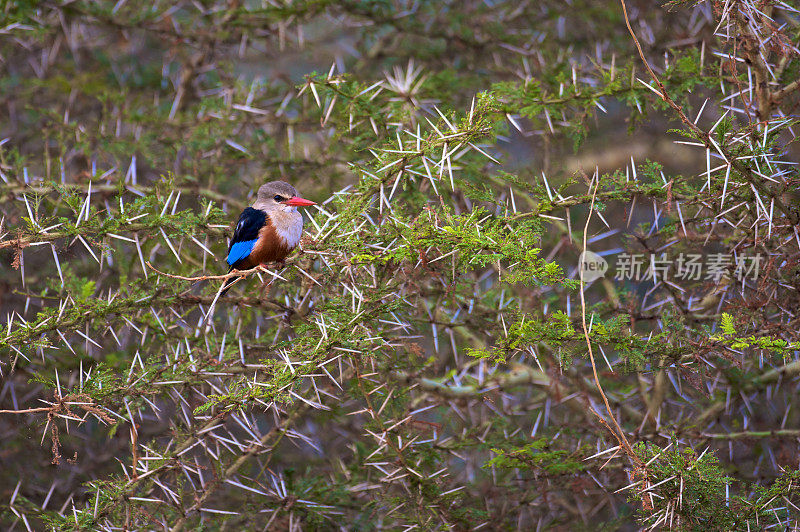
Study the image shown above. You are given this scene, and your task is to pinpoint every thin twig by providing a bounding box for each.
[0,407,53,414]
[145,261,259,282]
[578,173,641,466]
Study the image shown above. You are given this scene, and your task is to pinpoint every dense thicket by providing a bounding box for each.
[1,0,799,529]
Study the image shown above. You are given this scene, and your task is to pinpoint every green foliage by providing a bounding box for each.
[711,313,800,358]
[487,438,587,476]
[633,443,738,529]
[633,443,800,530]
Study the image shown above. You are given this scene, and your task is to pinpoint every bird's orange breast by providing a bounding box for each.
[242,223,291,267]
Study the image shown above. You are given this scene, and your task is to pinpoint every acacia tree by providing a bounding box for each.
[1,0,799,529]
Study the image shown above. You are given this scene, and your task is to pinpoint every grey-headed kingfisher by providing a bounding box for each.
[221,181,315,295]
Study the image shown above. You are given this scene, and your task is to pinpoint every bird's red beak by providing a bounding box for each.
[285,196,316,207]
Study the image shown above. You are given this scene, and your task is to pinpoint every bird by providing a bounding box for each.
[221,181,315,295]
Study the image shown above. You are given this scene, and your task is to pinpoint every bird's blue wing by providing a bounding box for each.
[227,239,258,266]
[226,207,267,267]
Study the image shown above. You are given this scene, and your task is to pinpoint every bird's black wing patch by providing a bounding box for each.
[226,207,267,268]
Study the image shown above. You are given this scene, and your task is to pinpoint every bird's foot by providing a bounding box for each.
[257,260,286,270]
[255,264,277,297]
[259,259,286,268]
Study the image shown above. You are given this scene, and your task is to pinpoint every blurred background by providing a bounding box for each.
[1,0,799,529]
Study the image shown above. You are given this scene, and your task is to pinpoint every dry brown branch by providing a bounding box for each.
[735,13,774,121]
[772,78,800,103]
[1,394,116,465]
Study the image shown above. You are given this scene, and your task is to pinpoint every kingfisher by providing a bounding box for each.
[221,181,315,295]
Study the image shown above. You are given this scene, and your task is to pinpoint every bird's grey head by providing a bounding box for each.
[253,181,299,213]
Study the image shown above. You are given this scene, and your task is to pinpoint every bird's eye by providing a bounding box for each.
[274,195,285,202]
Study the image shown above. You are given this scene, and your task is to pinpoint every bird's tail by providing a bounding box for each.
[219,267,238,297]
